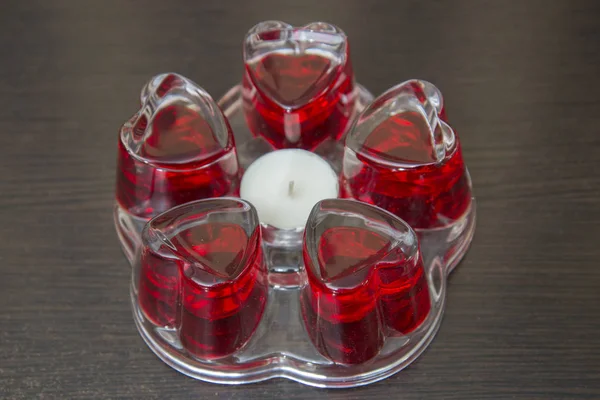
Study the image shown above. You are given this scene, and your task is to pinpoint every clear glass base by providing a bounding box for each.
[115,83,477,388]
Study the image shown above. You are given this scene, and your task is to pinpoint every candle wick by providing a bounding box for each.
[288,181,295,197]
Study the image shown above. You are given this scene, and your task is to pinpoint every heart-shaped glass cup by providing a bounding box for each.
[242,21,356,150]
[115,73,241,261]
[117,73,241,219]
[341,80,472,229]
[136,198,268,360]
[301,199,431,364]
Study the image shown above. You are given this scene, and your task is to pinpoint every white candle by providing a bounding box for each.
[240,149,339,230]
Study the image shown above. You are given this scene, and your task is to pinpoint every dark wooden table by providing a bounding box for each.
[1,1,599,398]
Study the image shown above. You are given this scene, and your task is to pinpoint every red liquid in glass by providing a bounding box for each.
[138,221,267,359]
[138,248,180,328]
[378,254,431,334]
[116,103,240,220]
[301,291,383,364]
[174,222,267,359]
[342,111,471,229]
[243,51,355,150]
[302,226,430,364]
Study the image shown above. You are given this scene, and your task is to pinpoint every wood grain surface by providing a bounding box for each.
[1,1,599,398]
